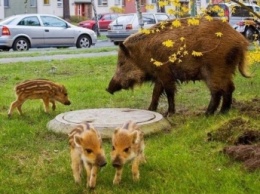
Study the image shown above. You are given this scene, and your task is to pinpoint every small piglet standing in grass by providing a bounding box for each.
[8,79,71,117]
[68,122,107,189]
[111,120,146,185]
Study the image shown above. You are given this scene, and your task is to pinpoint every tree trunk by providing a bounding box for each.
[63,0,70,21]
[91,0,100,36]
[135,0,143,29]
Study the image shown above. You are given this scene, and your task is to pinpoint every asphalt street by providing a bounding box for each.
[0,40,117,64]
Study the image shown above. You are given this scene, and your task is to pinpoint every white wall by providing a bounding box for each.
[37,0,63,16]
[0,0,4,20]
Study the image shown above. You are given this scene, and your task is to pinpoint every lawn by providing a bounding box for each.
[0,53,259,194]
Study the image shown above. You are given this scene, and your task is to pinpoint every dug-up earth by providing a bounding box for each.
[207,98,260,172]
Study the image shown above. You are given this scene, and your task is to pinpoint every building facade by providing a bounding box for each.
[0,0,232,21]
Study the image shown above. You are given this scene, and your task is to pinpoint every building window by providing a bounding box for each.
[122,0,125,6]
[57,0,63,7]
[151,0,156,3]
[30,0,37,7]
[4,0,9,7]
[44,0,50,5]
[114,0,120,5]
[98,0,108,6]
[141,0,146,5]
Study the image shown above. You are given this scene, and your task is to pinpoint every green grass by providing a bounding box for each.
[0,55,259,194]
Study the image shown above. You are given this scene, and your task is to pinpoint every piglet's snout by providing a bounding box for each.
[96,154,107,167]
[112,156,122,168]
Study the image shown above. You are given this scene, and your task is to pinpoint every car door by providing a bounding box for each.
[16,16,45,47]
[99,14,112,30]
[40,15,75,46]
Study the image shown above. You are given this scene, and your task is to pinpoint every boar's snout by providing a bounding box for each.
[64,101,71,105]
[106,79,122,94]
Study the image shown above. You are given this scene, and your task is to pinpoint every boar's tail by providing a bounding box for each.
[238,53,251,78]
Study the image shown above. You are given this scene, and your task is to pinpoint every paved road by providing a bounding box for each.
[0,50,117,64]
[0,40,117,64]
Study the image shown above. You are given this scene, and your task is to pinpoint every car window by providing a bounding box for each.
[113,15,134,24]
[103,15,111,20]
[40,16,67,27]
[231,6,252,17]
[155,14,169,22]
[143,14,156,24]
[0,15,17,25]
[111,14,118,20]
[17,16,40,26]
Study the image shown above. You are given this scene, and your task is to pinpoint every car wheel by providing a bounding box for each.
[76,35,91,48]
[244,28,255,42]
[13,37,29,51]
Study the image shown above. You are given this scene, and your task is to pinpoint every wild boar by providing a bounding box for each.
[111,121,146,185]
[68,122,107,189]
[8,79,71,117]
[107,18,250,116]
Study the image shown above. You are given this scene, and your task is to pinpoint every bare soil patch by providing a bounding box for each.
[208,98,260,171]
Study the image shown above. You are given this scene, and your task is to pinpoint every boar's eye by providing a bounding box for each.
[64,93,68,96]
[112,146,115,151]
[85,149,92,154]
[124,147,130,153]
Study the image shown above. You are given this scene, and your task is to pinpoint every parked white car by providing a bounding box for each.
[0,14,97,51]
[106,13,170,45]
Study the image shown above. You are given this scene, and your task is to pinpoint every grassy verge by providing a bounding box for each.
[0,55,259,194]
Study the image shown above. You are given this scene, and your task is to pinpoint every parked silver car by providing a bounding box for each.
[0,14,97,51]
[106,13,170,45]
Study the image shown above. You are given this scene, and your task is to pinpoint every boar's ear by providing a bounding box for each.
[114,128,119,134]
[74,135,82,147]
[119,43,130,57]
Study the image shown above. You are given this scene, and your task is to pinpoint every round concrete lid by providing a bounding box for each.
[47,108,171,139]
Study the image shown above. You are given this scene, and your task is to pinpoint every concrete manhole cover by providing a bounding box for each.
[47,108,171,139]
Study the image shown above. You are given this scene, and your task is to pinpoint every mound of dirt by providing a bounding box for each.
[223,144,260,171]
[207,117,260,145]
[233,98,260,119]
[207,114,260,171]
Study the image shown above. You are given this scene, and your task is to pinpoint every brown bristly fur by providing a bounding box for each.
[107,17,250,117]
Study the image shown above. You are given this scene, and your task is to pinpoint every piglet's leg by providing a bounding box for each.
[88,166,98,189]
[113,167,123,185]
[42,98,50,113]
[131,158,140,181]
[83,162,91,187]
[8,98,26,117]
[70,149,82,184]
[50,100,56,111]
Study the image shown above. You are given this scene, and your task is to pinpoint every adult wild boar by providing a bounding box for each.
[107,18,250,116]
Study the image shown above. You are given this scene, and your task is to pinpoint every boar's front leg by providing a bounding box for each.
[148,81,164,112]
[206,91,222,115]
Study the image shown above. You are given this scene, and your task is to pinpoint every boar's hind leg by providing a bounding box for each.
[148,81,164,111]
[220,81,235,114]
[206,90,222,116]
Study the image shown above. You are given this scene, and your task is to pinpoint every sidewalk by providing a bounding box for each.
[0,50,117,64]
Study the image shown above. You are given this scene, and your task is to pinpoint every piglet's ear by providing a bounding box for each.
[114,128,119,134]
[119,42,130,57]
[131,131,139,144]
[74,135,82,148]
